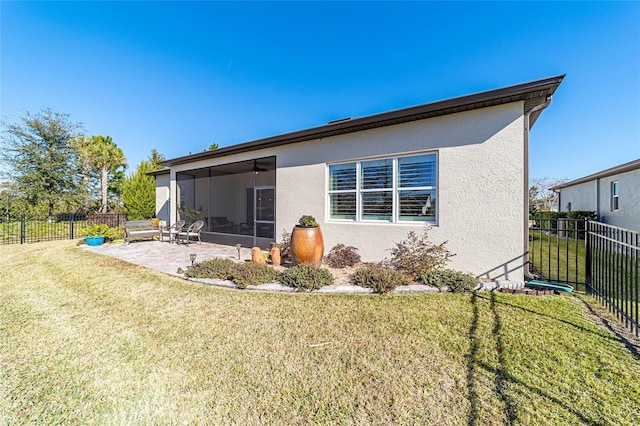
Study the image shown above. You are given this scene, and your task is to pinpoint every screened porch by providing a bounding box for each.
[175,156,276,249]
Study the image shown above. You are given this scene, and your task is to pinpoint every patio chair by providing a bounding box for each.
[178,220,204,245]
[160,220,185,243]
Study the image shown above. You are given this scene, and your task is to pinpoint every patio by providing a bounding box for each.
[82,240,252,276]
[80,239,522,293]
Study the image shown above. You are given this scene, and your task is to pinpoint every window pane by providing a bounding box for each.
[361,159,393,190]
[329,163,356,191]
[361,191,392,221]
[329,193,356,220]
[398,190,436,222]
[398,154,436,188]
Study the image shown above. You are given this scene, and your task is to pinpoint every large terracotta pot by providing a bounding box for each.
[290,226,324,266]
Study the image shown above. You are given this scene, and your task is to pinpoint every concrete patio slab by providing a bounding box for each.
[82,240,250,276]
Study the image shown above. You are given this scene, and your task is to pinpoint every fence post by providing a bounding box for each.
[70,214,74,240]
[20,214,25,244]
[585,217,592,295]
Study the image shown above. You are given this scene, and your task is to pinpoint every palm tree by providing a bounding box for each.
[78,135,127,213]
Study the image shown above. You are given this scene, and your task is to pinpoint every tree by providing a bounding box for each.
[529,177,567,214]
[122,150,164,220]
[77,135,127,213]
[148,149,165,168]
[0,108,84,219]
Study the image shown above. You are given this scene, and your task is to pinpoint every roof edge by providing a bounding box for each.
[552,159,640,190]
[161,74,565,167]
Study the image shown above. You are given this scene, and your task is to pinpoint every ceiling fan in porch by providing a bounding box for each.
[252,159,267,173]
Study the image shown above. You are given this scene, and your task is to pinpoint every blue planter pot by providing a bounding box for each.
[86,236,105,246]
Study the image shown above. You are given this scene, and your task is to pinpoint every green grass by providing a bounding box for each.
[1,241,640,425]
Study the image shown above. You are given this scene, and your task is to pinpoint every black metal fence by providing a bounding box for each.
[529,217,639,337]
[587,221,639,337]
[0,213,126,245]
[529,217,587,289]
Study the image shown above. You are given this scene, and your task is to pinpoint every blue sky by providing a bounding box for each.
[2,1,639,182]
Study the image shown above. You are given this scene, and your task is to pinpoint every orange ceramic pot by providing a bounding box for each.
[290,226,324,266]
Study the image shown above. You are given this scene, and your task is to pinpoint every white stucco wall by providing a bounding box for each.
[276,102,526,280]
[599,168,640,231]
[558,181,597,212]
[155,174,170,222]
[161,102,527,280]
[560,168,640,231]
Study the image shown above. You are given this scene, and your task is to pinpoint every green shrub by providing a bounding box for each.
[298,215,319,227]
[532,210,596,238]
[351,263,411,294]
[185,258,278,289]
[184,258,236,279]
[78,224,124,242]
[565,210,597,239]
[389,227,453,280]
[107,226,125,241]
[531,211,566,232]
[79,224,111,237]
[324,243,361,268]
[230,262,278,289]
[279,263,334,291]
[420,269,478,293]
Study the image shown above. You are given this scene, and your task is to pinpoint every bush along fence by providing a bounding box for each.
[529,214,639,337]
[0,213,126,245]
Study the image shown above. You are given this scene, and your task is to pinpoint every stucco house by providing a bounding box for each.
[154,75,564,281]
[552,159,640,231]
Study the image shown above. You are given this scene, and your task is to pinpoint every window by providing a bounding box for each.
[328,153,437,223]
[328,163,356,220]
[612,181,619,211]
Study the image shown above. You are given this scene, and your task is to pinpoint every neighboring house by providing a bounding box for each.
[155,75,564,281]
[552,159,640,231]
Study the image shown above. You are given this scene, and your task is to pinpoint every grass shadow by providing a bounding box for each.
[490,291,517,425]
[477,293,619,344]
[466,292,480,426]
[476,359,601,426]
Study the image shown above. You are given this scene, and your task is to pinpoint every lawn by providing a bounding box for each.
[1,241,639,425]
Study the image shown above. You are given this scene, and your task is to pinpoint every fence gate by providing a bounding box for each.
[529,217,639,337]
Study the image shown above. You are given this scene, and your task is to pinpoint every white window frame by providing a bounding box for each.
[327,152,438,225]
[611,181,619,211]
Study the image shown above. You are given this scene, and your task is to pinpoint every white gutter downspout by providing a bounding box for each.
[524,95,553,279]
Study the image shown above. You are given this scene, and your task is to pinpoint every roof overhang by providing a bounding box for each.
[160,74,565,167]
[147,168,170,177]
[552,159,640,191]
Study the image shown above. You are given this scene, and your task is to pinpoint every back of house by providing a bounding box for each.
[155,75,565,282]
